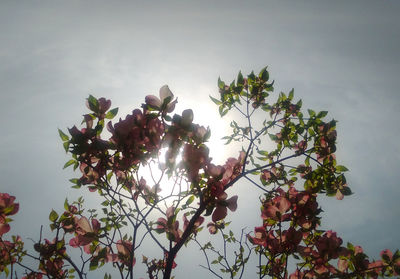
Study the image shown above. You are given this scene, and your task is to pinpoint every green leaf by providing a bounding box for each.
[305,156,310,166]
[87,95,99,112]
[49,209,59,222]
[237,71,244,86]
[297,99,302,108]
[247,71,256,82]
[218,77,225,89]
[308,109,315,117]
[89,258,99,270]
[186,195,195,206]
[49,223,57,231]
[105,107,118,119]
[317,111,328,118]
[219,106,229,117]
[257,150,269,156]
[209,95,222,105]
[220,109,229,117]
[288,88,294,100]
[259,67,269,82]
[341,187,352,196]
[64,198,69,211]
[106,171,113,182]
[336,165,349,172]
[63,141,70,153]
[58,129,69,141]
[69,178,79,184]
[4,266,9,277]
[63,159,76,169]
[101,200,109,207]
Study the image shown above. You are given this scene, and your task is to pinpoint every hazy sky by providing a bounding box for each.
[0,1,399,278]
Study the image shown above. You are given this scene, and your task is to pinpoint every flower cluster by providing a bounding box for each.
[315,121,337,163]
[249,186,400,278]
[204,152,245,225]
[0,194,23,273]
[155,206,205,242]
[0,193,19,236]
[0,235,23,273]
[108,108,164,168]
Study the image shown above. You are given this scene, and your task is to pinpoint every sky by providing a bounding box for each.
[0,0,399,278]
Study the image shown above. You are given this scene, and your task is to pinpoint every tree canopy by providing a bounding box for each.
[1,67,399,279]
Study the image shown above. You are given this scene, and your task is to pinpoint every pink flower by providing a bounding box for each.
[182,144,210,182]
[69,217,100,249]
[86,97,111,115]
[183,214,205,232]
[261,196,291,221]
[0,224,10,236]
[155,207,182,242]
[248,226,268,247]
[281,227,302,252]
[0,193,19,236]
[221,151,245,184]
[116,240,136,266]
[289,269,304,279]
[145,85,177,113]
[315,230,343,259]
[207,222,218,234]
[0,193,19,221]
[206,164,225,178]
[212,194,238,222]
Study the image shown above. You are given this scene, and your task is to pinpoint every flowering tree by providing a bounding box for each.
[1,67,399,279]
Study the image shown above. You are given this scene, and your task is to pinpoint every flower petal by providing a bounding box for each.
[212,205,227,222]
[159,85,173,101]
[226,195,238,212]
[145,95,162,108]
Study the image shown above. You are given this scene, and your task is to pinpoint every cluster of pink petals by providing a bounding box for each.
[248,226,302,255]
[86,97,111,116]
[155,207,182,242]
[182,144,210,182]
[288,187,319,229]
[182,214,205,232]
[116,240,136,266]
[108,108,165,167]
[145,85,177,113]
[315,230,343,259]
[0,193,19,236]
[156,207,206,242]
[0,236,22,272]
[212,193,238,222]
[261,192,291,222]
[221,151,246,184]
[316,122,337,163]
[201,152,245,228]
[69,216,100,252]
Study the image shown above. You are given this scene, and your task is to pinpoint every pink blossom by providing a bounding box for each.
[69,217,100,249]
[145,85,177,113]
[116,240,136,266]
[183,214,204,232]
[212,195,238,222]
[261,196,291,221]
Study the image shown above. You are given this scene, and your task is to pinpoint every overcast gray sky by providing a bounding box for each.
[0,1,399,278]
